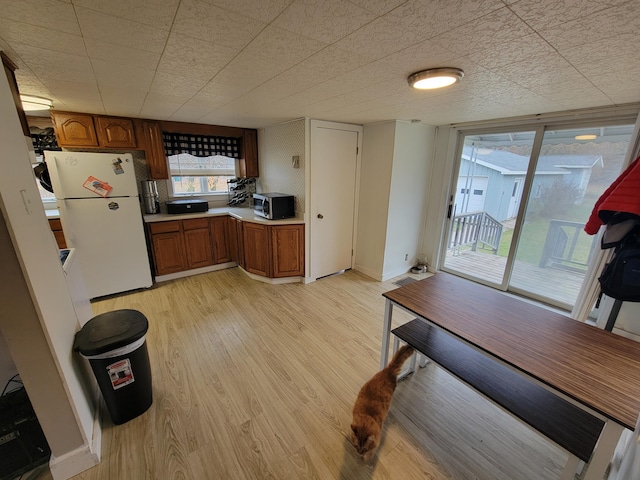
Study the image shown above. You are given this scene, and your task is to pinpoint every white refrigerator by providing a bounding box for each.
[45,151,152,298]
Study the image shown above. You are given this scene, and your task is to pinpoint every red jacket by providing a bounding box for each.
[584,157,640,235]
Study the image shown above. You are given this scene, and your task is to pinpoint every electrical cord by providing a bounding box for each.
[1,373,23,396]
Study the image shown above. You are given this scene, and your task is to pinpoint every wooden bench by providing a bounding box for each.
[392,319,605,464]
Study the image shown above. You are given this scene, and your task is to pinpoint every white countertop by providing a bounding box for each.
[143,207,305,225]
[45,209,60,219]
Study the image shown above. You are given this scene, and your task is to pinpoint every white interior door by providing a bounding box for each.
[310,121,360,280]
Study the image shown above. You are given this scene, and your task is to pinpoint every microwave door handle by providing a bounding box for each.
[262,199,268,216]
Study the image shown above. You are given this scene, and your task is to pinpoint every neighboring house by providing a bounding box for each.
[455,146,603,222]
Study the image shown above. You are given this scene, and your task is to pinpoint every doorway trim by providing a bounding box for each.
[307,119,362,283]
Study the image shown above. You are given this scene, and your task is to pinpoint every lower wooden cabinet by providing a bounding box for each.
[183,218,213,269]
[48,218,67,249]
[148,216,304,279]
[243,222,271,277]
[149,221,187,275]
[242,222,304,278]
[210,216,232,264]
[271,224,305,277]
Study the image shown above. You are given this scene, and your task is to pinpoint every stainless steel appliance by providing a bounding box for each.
[141,180,160,214]
[253,193,295,220]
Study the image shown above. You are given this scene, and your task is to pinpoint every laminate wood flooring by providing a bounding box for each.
[62,269,571,479]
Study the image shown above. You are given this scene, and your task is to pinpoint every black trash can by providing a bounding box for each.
[73,309,152,425]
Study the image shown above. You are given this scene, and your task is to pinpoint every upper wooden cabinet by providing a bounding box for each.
[52,112,99,147]
[52,111,136,148]
[95,116,136,148]
[50,110,257,181]
[240,129,259,178]
[137,120,168,180]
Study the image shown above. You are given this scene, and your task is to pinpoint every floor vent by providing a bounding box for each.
[393,277,418,287]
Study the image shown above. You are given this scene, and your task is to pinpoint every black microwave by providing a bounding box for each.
[253,193,295,219]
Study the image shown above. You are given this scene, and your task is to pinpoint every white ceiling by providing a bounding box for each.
[1,0,639,129]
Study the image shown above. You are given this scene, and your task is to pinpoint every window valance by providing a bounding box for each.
[162,132,240,158]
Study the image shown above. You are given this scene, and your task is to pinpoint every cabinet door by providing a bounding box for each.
[242,222,270,276]
[272,224,304,277]
[210,216,232,264]
[95,116,136,148]
[48,218,67,249]
[184,229,214,269]
[227,217,239,264]
[52,112,99,147]
[239,129,259,178]
[151,231,187,275]
[141,120,169,179]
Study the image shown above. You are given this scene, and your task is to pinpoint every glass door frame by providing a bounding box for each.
[440,116,637,309]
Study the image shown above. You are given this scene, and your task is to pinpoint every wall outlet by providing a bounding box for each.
[292,155,300,168]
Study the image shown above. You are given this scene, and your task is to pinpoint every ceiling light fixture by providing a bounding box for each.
[575,134,597,140]
[20,94,53,111]
[408,67,464,90]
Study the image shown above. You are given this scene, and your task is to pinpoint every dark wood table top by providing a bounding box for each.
[383,273,640,430]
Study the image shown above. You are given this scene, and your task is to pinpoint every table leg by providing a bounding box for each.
[380,299,393,370]
[582,420,624,480]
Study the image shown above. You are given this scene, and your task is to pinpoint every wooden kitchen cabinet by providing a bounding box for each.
[241,222,304,278]
[148,216,236,276]
[183,218,213,269]
[95,116,136,148]
[148,221,187,275]
[48,218,67,249]
[210,216,232,264]
[52,112,99,147]
[138,120,168,180]
[228,216,243,267]
[52,111,137,149]
[271,224,304,277]
[242,222,271,276]
[239,129,259,178]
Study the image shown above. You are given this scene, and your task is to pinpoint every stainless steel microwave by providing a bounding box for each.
[253,193,295,219]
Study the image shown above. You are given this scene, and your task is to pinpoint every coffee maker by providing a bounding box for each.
[141,180,160,214]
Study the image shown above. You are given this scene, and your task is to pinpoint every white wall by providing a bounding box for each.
[0,67,99,478]
[257,118,306,215]
[355,122,395,279]
[355,121,435,280]
[383,121,435,279]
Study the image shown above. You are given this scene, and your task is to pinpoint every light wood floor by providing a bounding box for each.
[50,268,571,479]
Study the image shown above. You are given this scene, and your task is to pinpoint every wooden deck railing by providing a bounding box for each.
[449,211,503,255]
[539,219,597,271]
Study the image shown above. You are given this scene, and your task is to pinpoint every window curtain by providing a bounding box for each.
[162,132,240,158]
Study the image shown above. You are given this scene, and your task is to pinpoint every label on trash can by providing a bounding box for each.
[107,358,135,390]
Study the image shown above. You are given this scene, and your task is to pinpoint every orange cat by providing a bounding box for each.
[350,344,415,461]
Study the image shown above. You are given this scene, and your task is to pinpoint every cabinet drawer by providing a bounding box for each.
[182,218,209,230]
[149,221,181,234]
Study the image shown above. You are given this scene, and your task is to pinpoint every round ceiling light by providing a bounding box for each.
[408,67,464,90]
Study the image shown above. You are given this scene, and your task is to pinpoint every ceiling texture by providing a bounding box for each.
[1,0,639,129]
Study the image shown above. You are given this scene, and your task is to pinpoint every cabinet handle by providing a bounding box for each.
[317,214,323,219]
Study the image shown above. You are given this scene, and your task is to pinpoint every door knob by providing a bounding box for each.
[317,213,323,219]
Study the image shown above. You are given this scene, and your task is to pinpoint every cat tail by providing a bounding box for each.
[386,344,414,376]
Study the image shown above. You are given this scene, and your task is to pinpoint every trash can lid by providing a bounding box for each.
[73,309,149,356]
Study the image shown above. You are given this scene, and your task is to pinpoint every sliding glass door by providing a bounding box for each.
[442,122,634,310]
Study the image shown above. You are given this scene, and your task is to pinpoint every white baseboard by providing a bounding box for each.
[154,262,236,282]
[238,267,302,284]
[49,396,102,480]
[353,264,382,281]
